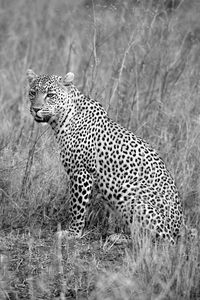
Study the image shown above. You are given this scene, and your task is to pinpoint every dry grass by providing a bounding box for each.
[0,0,200,299]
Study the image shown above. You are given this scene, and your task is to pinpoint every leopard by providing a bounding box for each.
[27,69,184,243]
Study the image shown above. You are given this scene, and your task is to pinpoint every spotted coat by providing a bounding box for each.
[27,69,183,242]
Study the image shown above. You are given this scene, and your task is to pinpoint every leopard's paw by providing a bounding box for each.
[56,230,83,240]
[106,233,130,245]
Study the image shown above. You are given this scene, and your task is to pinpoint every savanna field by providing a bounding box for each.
[0,0,200,299]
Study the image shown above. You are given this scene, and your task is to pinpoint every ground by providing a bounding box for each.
[0,227,200,299]
[0,229,126,299]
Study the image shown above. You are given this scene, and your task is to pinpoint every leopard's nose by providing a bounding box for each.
[32,107,41,113]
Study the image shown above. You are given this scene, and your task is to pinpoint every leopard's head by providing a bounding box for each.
[27,69,75,123]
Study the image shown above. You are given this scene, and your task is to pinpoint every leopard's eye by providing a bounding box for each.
[29,90,36,98]
[47,92,56,98]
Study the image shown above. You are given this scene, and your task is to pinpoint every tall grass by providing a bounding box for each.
[0,0,200,298]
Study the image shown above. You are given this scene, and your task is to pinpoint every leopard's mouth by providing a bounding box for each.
[34,114,46,123]
[31,109,51,123]
[35,114,51,123]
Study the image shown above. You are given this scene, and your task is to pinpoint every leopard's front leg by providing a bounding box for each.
[66,168,93,237]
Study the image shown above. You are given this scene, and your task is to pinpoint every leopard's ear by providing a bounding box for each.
[63,72,74,86]
[27,69,37,85]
